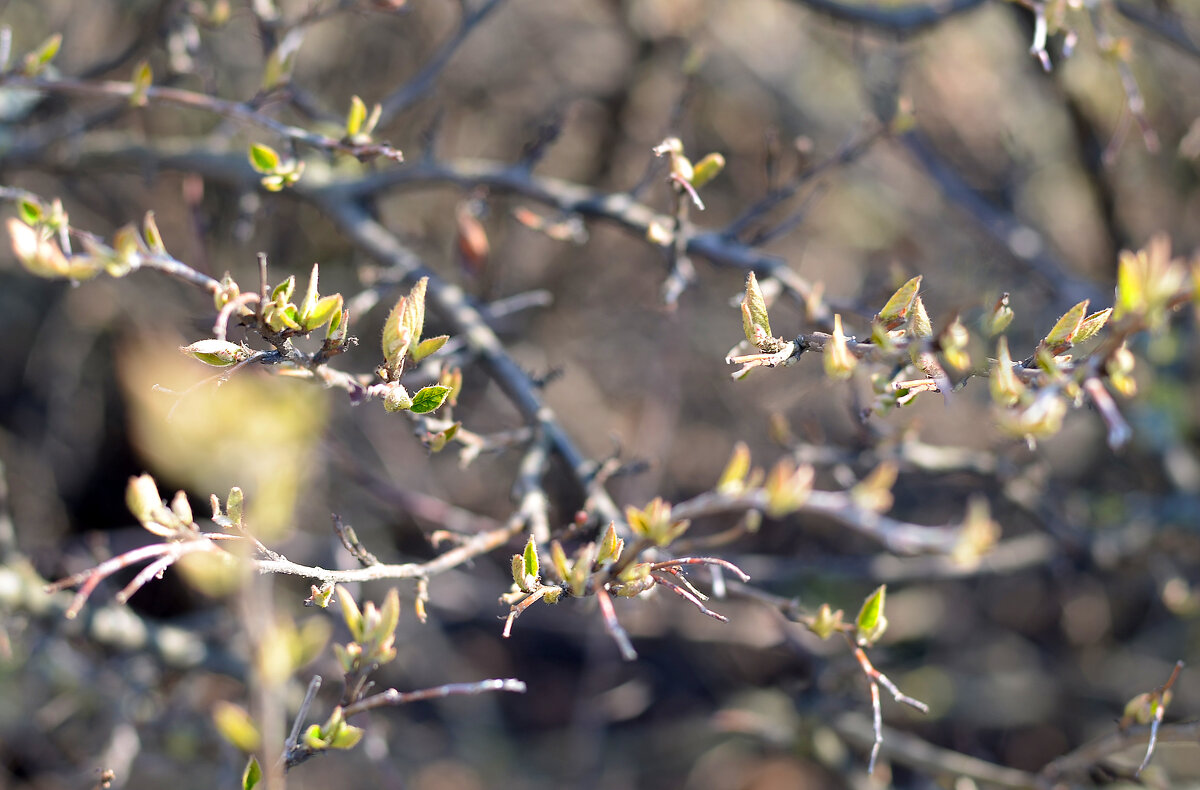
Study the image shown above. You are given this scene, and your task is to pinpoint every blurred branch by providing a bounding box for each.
[831,710,1038,788]
[0,73,403,161]
[0,557,242,673]
[673,486,966,555]
[1037,719,1200,788]
[1114,1,1200,58]
[898,131,1105,310]
[787,0,989,34]
[350,157,825,309]
[377,0,508,124]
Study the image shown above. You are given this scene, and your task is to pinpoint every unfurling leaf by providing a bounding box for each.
[304,293,343,332]
[242,756,262,790]
[856,585,888,647]
[248,143,281,174]
[810,603,844,640]
[987,292,1014,336]
[596,522,624,566]
[142,211,166,253]
[824,314,857,380]
[1040,300,1089,354]
[690,152,725,189]
[990,336,1024,407]
[345,95,367,138]
[179,339,249,367]
[522,534,540,583]
[1074,308,1112,344]
[741,271,772,342]
[213,701,261,753]
[412,334,449,363]
[764,458,814,517]
[851,462,897,514]
[22,33,61,76]
[382,277,428,371]
[875,275,922,330]
[130,60,152,106]
[716,442,752,494]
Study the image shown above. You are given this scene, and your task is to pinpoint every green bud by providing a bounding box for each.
[180,339,249,367]
[126,474,163,526]
[690,152,725,189]
[383,383,413,412]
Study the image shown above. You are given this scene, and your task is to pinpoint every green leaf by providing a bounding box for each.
[23,33,61,75]
[346,95,367,138]
[1041,300,1088,354]
[338,585,363,642]
[1074,308,1112,344]
[522,534,540,583]
[214,701,262,753]
[741,271,771,342]
[690,152,725,189]
[304,293,343,332]
[17,199,42,226]
[855,585,888,647]
[329,723,364,750]
[409,385,451,414]
[242,756,262,790]
[249,143,281,174]
[716,442,751,493]
[411,334,448,363]
[142,211,166,253]
[876,275,922,329]
[272,275,296,303]
[130,59,152,106]
[986,292,1014,336]
[382,277,428,369]
[298,263,320,321]
[179,339,247,367]
[810,603,843,640]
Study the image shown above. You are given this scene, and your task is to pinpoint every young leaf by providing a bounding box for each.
[875,275,922,329]
[346,95,367,138]
[690,152,725,189]
[986,292,1014,336]
[22,33,61,75]
[810,603,844,640]
[382,276,428,368]
[242,756,262,790]
[410,385,451,414]
[522,534,540,583]
[143,211,166,253]
[412,334,449,363]
[1040,300,1088,354]
[824,314,857,380]
[716,442,751,493]
[18,198,42,226]
[213,701,261,753]
[304,293,343,332]
[855,585,888,647]
[179,339,248,367]
[248,143,281,174]
[742,271,771,342]
[990,336,1024,407]
[298,263,320,321]
[1074,308,1112,344]
[130,59,152,106]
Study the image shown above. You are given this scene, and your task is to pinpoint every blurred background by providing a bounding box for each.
[1,0,1199,787]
